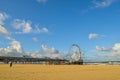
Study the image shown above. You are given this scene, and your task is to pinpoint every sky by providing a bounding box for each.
[0,0,120,62]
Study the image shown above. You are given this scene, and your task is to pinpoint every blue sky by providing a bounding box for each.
[0,0,120,61]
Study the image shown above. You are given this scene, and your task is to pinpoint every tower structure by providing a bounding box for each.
[68,44,83,65]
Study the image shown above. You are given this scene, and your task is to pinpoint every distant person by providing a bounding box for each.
[10,62,13,68]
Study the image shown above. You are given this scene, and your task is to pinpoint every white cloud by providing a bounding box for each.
[0,13,15,41]
[34,26,49,33]
[0,12,8,25]
[96,46,111,52]
[94,43,120,61]
[23,22,32,33]
[37,0,47,3]
[12,19,49,34]
[111,43,120,56]
[41,28,48,33]
[12,19,32,34]
[92,0,116,8]
[0,40,23,57]
[112,43,120,51]
[27,45,68,59]
[96,43,120,53]
[0,24,9,36]
[81,0,116,14]
[0,13,10,38]
[89,33,99,39]
[32,37,39,43]
[41,45,59,53]
[10,40,23,53]
[0,25,14,41]
[88,33,105,39]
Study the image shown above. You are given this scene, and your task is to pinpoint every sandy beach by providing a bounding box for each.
[0,64,120,80]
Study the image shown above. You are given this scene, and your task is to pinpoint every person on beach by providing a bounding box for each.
[10,62,12,68]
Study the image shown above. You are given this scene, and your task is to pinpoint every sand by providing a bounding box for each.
[0,64,120,80]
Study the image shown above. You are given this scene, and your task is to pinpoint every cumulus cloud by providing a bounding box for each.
[0,44,67,59]
[94,43,120,61]
[0,25,14,41]
[37,0,47,3]
[0,13,17,41]
[0,40,66,59]
[12,19,49,34]
[96,46,112,52]
[10,40,23,53]
[0,40,23,57]
[41,45,59,53]
[0,12,8,25]
[12,19,32,34]
[96,43,120,53]
[111,43,120,57]
[113,43,120,51]
[0,24,10,36]
[88,33,105,39]
[92,0,116,8]
[27,45,68,59]
[0,12,14,40]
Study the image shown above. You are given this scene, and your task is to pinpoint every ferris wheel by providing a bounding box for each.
[68,44,83,64]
